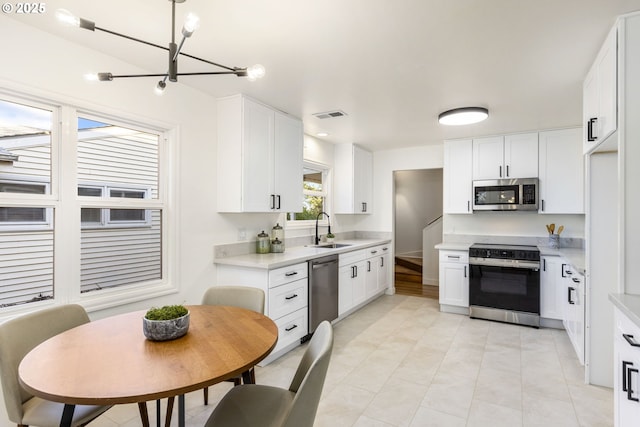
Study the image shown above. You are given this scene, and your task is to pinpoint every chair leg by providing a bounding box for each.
[203,386,209,405]
[137,402,150,427]
[241,367,256,384]
[165,396,175,427]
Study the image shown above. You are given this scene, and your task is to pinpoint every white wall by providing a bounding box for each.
[394,169,443,254]
[444,212,585,239]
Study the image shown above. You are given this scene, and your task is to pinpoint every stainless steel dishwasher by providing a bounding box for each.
[308,254,339,334]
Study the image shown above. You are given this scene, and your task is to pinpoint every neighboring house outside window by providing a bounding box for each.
[0,94,172,310]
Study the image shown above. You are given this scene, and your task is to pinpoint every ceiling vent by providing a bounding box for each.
[312,110,348,119]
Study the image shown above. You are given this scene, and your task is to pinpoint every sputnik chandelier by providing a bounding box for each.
[55,0,265,95]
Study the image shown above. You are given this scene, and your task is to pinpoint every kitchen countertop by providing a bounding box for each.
[435,241,585,274]
[214,239,391,270]
[609,293,640,329]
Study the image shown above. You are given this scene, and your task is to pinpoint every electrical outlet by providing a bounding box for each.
[238,228,247,241]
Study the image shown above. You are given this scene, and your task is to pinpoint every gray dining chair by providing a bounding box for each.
[204,320,333,427]
[0,304,112,427]
[164,286,266,425]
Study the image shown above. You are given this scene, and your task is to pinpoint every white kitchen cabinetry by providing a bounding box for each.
[472,133,538,180]
[614,307,640,426]
[334,144,373,214]
[562,262,585,365]
[540,255,563,320]
[338,250,367,316]
[443,139,473,214]
[538,128,584,214]
[216,262,308,363]
[364,244,391,298]
[583,25,617,154]
[217,94,303,212]
[439,250,469,313]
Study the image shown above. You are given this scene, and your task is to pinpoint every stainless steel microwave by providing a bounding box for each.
[472,178,538,211]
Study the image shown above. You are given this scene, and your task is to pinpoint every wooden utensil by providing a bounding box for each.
[549,223,555,234]
[546,224,551,234]
[557,225,564,235]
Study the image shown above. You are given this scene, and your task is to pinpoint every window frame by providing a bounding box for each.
[286,160,331,229]
[78,183,152,229]
[0,89,177,318]
[0,177,53,231]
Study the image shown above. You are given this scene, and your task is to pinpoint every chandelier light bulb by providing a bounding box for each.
[246,64,266,81]
[182,13,200,37]
[55,8,80,27]
[155,80,167,95]
[83,73,99,82]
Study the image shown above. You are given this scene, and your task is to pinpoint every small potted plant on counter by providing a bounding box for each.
[325,232,335,243]
[143,304,190,341]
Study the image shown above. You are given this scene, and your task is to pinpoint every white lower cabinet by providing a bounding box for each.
[614,307,640,426]
[540,255,563,320]
[216,261,309,363]
[338,250,367,316]
[364,244,391,298]
[438,250,469,312]
[562,262,585,365]
[339,245,388,317]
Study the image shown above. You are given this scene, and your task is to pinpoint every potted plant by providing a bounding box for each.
[143,304,190,341]
[325,233,335,243]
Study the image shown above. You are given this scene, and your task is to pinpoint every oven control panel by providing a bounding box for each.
[469,244,540,261]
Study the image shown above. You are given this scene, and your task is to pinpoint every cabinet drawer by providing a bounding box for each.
[366,244,390,259]
[339,249,367,267]
[616,308,640,339]
[272,307,308,353]
[269,262,308,288]
[269,278,308,320]
[439,250,469,264]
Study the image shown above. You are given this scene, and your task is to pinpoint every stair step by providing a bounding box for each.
[395,256,422,273]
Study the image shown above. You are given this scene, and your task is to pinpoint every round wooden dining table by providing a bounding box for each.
[18,305,278,427]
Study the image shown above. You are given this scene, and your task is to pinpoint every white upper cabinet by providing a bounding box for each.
[443,139,473,214]
[334,144,373,214]
[472,133,538,180]
[538,128,584,214]
[217,94,303,213]
[583,25,617,154]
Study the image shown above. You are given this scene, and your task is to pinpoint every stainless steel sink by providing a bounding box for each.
[309,243,352,249]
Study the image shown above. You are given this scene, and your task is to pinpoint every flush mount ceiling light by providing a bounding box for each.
[438,107,489,126]
[55,0,265,95]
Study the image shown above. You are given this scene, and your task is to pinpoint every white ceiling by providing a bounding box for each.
[8,0,640,151]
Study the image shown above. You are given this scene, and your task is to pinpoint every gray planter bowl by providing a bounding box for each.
[143,311,190,341]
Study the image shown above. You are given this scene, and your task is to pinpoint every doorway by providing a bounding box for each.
[393,169,443,299]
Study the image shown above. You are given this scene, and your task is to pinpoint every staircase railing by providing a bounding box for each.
[422,216,443,286]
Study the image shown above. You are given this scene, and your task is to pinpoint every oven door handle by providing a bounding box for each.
[469,258,540,270]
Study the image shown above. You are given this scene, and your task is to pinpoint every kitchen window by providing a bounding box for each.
[0,92,173,310]
[287,162,330,227]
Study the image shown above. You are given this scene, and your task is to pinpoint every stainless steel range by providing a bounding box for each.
[468,243,541,328]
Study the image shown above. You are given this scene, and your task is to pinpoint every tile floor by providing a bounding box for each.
[91,294,613,427]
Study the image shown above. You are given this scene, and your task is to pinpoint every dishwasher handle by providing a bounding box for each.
[312,260,338,270]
